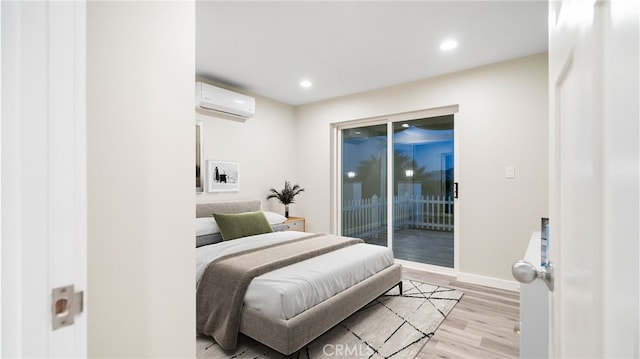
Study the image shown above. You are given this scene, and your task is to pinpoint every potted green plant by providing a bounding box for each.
[266,181,305,218]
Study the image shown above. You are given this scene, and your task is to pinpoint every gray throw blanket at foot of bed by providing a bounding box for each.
[196,233,363,350]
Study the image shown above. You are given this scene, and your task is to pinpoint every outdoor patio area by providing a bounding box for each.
[363,229,454,268]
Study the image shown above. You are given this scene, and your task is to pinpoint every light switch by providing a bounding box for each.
[506,166,515,179]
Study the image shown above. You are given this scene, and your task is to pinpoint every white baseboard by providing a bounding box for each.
[457,272,521,292]
[396,259,521,292]
[395,259,457,277]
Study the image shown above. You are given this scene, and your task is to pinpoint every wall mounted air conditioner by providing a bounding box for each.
[195,82,255,119]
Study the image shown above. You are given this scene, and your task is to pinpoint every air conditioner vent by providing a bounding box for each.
[195,82,255,119]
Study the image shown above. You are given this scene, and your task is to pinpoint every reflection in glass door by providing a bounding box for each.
[341,124,388,246]
[392,116,454,267]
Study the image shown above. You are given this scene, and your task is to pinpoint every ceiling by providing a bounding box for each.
[196,1,548,106]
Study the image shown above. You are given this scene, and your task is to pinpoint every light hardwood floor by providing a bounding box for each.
[197,267,520,358]
[404,267,520,359]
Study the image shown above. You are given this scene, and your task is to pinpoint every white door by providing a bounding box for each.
[548,0,638,357]
[1,1,87,357]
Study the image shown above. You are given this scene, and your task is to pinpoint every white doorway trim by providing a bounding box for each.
[1,1,87,357]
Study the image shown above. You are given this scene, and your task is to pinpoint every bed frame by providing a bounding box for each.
[196,200,403,355]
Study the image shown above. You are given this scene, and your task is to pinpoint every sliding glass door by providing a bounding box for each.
[392,116,454,267]
[341,124,388,246]
[340,115,455,268]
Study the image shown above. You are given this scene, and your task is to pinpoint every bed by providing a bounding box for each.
[195,200,402,355]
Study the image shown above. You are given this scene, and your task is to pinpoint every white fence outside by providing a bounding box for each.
[342,194,454,239]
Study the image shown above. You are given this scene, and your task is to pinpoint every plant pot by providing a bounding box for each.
[284,205,289,218]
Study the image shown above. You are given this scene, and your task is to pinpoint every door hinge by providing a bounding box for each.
[453,182,459,199]
[52,285,84,330]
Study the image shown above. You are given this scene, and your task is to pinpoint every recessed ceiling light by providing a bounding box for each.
[300,80,313,88]
[440,39,458,51]
[402,124,410,128]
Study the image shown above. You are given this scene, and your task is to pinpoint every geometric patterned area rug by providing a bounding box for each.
[196,280,463,359]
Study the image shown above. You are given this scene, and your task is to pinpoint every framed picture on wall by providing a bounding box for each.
[206,160,240,193]
[196,121,203,193]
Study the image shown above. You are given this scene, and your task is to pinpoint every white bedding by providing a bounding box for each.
[196,231,312,285]
[196,231,394,320]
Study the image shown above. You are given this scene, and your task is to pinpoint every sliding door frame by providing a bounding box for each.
[331,105,460,272]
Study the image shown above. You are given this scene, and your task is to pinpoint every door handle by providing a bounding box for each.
[512,260,554,291]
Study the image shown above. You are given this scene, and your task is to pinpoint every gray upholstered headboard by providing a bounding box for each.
[196,199,261,218]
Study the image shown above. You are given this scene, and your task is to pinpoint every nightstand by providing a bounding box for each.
[284,216,306,232]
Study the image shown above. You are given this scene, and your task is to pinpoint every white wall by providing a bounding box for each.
[295,54,548,282]
[87,2,195,357]
[196,88,299,215]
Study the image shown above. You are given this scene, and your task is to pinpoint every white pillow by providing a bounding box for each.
[196,217,220,236]
[263,211,287,225]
